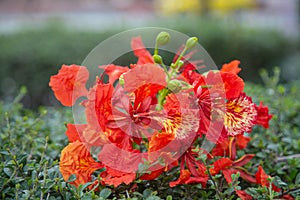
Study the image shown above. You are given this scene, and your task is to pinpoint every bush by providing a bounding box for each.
[1,73,299,199]
[0,20,298,108]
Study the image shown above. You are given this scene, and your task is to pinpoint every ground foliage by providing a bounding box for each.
[0,68,299,199]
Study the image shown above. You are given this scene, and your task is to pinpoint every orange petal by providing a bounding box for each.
[221,60,241,74]
[59,141,102,187]
[49,64,89,106]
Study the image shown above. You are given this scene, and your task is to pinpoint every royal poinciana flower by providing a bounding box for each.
[49,32,274,197]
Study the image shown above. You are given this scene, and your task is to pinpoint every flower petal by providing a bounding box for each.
[99,64,128,84]
[49,64,89,106]
[210,157,233,175]
[131,36,154,65]
[221,60,241,74]
[59,141,102,187]
[123,64,166,97]
[65,123,87,142]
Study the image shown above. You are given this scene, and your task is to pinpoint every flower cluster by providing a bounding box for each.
[49,32,286,198]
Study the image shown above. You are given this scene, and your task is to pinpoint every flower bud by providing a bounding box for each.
[178,60,184,68]
[156,31,170,46]
[168,79,183,93]
[185,37,198,50]
[153,54,163,64]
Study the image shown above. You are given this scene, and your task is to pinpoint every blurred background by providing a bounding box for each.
[0,0,299,108]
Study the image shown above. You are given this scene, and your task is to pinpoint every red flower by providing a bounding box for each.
[221,60,242,74]
[59,141,102,187]
[255,102,273,128]
[131,36,154,65]
[49,64,89,106]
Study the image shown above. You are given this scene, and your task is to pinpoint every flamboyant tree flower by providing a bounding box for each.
[49,64,89,106]
[50,32,274,195]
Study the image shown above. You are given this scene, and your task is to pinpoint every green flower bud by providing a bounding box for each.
[168,79,183,93]
[156,31,170,46]
[153,54,163,64]
[185,37,198,50]
[170,63,176,69]
[178,60,184,68]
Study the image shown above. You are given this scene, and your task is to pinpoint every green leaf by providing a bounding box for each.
[66,174,76,183]
[143,189,152,198]
[166,195,172,200]
[99,188,111,199]
[273,176,288,188]
[3,167,13,177]
[295,173,300,185]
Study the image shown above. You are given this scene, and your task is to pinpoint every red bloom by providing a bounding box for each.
[255,101,273,128]
[59,141,102,187]
[49,64,89,106]
[221,60,242,74]
[99,64,129,84]
[131,36,154,65]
